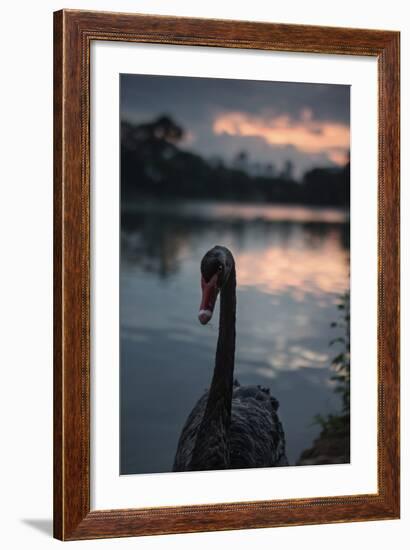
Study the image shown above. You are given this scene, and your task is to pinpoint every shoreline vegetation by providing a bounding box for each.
[121,115,350,208]
[297,292,350,465]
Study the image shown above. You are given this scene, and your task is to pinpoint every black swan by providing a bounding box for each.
[173,245,288,472]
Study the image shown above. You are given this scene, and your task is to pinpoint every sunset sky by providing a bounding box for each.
[120,74,350,179]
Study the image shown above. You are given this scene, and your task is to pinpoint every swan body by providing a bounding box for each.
[173,381,288,471]
[173,245,288,471]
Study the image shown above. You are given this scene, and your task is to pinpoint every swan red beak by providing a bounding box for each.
[198,273,219,325]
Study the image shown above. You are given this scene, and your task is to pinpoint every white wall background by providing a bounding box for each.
[0,1,407,548]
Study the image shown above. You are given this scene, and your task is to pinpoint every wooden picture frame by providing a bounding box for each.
[53,9,400,540]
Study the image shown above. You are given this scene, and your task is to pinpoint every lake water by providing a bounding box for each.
[120,200,349,474]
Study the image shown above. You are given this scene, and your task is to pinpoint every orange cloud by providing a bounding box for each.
[213,110,350,165]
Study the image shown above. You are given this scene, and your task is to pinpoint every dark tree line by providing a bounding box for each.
[121,115,350,208]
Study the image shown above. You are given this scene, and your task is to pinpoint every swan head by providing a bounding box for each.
[198,246,234,325]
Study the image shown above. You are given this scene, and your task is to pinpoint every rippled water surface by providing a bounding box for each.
[120,201,349,474]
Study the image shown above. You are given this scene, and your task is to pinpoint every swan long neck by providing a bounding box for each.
[190,264,236,470]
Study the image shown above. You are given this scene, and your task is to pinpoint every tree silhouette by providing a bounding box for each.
[121,116,350,207]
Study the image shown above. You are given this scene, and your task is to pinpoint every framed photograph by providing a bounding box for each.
[53,9,400,540]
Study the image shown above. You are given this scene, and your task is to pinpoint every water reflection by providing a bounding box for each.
[120,201,349,474]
